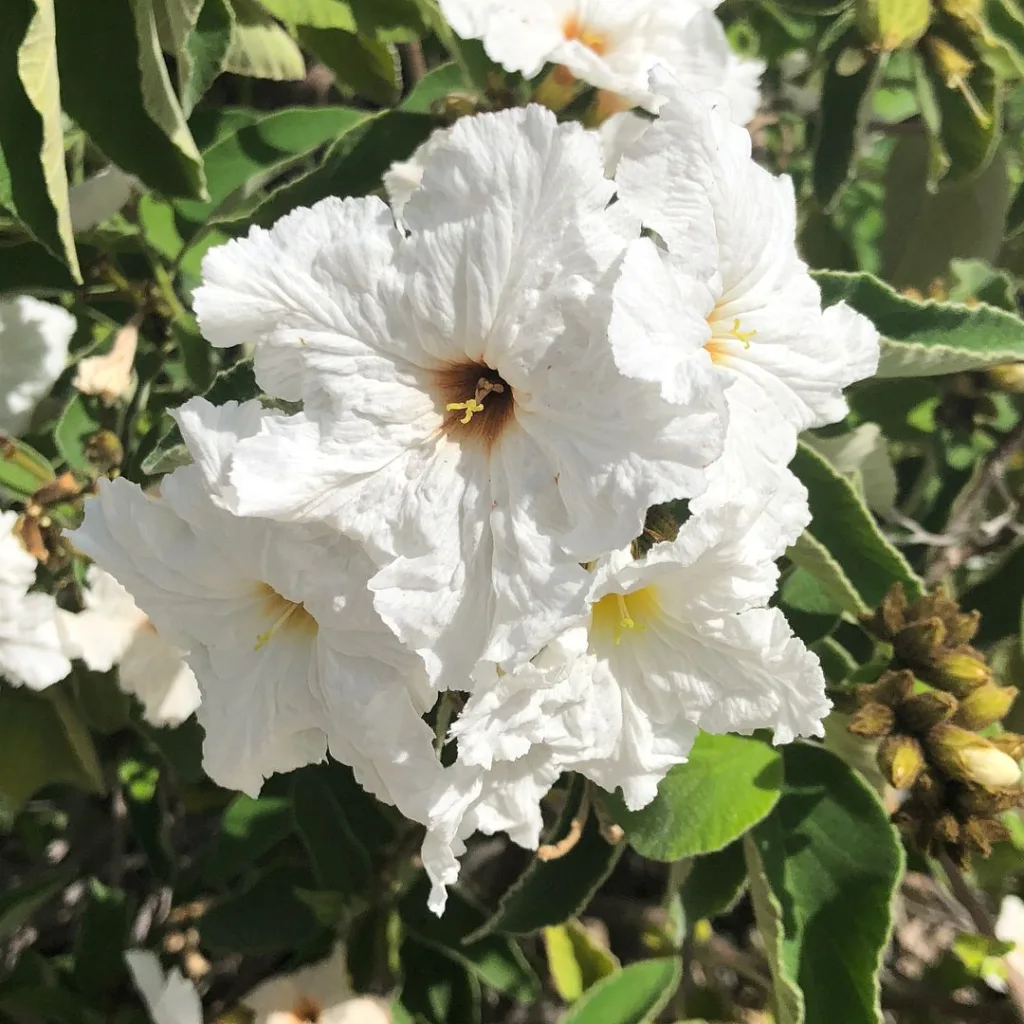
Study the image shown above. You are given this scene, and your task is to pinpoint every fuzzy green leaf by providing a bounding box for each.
[558,959,682,1024]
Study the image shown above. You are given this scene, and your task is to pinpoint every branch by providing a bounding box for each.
[924,421,1024,585]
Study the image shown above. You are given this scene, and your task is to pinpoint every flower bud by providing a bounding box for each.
[953,683,1018,731]
[927,725,1023,787]
[857,0,932,50]
[863,583,908,641]
[983,363,1024,394]
[941,0,984,29]
[893,616,946,664]
[990,732,1024,760]
[862,669,916,708]
[900,690,958,732]
[848,701,896,738]
[878,734,926,789]
[84,429,124,474]
[934,811,962,845]
[955,784,1021,817]
[963,816,1010,857]
[924,646,991,696]
[945,609,981,646]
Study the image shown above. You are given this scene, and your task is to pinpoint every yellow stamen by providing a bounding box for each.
[616,593,636,632]
[255,602,302,650]
[728,318,756,348]
[446,377,506,425]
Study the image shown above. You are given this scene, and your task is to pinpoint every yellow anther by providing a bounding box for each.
[445,377,506,425]
[446,398,485,424]
[255,602,301,651]
[729,318,756,348]
[616,593,636,631]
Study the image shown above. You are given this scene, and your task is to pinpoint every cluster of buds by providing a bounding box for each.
[855,0,1007,130]
[852,584,1024,865]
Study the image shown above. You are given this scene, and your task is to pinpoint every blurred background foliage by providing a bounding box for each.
[5,0,1024,1022]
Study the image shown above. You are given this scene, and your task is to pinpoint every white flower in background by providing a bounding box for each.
[69,165,139,232]
[243,943,391,1024]
[990,894,1024,993]
[438,0,762,121]
[0,510,71,691]
[195,106,728,689]
[125,950,202,1024]
[614,73,880,436]
[70,399,452,834]
[57,566,201,726]
[0,296,76,436]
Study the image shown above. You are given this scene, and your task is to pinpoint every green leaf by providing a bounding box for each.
[249,109,435,225]
[155,0,234,116]
[816,269,1024,377]
[175,105,369,226]
[400,936,482,1024]
[558,959,682,1024]
[468,779,623,939]
[291,770,371,897]
[789,442,922,616]
[298,27,400,105]
[203,793,295,884]
[0,684,104,815]
[0,865,73,941]
[54,394,103,473]
[679,842,748,925]
[399,884,540,1002]
[544,920,619,1003]
[401,60,468,111]
[224,0,306,79]
[0,436,55,503]
[0,0,80,281]
[814,31,887,207]
[257,0,357,29]
[72,880,131,999]
[743,743,904,1024]
[53,0,205,199]
[602,734,782,863]
[200,865,326,953]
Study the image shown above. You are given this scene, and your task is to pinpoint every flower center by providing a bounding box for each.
[254,582,317,650]
[290,996,323,1022]
[563,13,609,55]
[704,314,756,364]
[434,362,515,448]
[591,586,661,645]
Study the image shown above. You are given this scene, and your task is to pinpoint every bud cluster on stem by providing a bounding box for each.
[854,584,1024,865]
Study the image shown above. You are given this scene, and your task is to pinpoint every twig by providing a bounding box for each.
[939,853,1024,1024]
[401,41,427,89]
[882,975,1016,1022]
[925,421,1024,585]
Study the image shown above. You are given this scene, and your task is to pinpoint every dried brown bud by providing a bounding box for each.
[862,669,916,708]
[954,784,1022,817]
[927,725,1023,787]
[922,646,991,696]
[867,583,909,640]
[848,701,896,739]
[878,734,926,790]
[899,690,958,732]
[963,816,1011,858]
[84,430,124,474]
[954,684,1018,732]
[31,471,82,507]
[945,610,981,646]
[894,617,946,664]
[934,811,962,845]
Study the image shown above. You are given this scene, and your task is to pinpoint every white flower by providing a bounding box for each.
[125,950,202,1024]
[69,165,139,232]
[57,566,200,726]
[0,296,76,436]
[614,73,880,434]
[0,510,70,690]
[990,895,1024,993]
[195,106,727,689]
[70,399,451,829]
[438,0,762,121]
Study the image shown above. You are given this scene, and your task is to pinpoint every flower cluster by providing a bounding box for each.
[72,73,880,913]
[438,0,765,124]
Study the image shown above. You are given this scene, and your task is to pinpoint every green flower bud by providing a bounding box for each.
[900,690,958,732]
[84,429,124,474]
[983,363,1024,394]
[953,683,1019,731]
[878,734,926,789]
[928,725,1023,787]
[856,0,932,50]
[991,732,1024,760]
[923,646,991,696]
[848,701,896,739]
